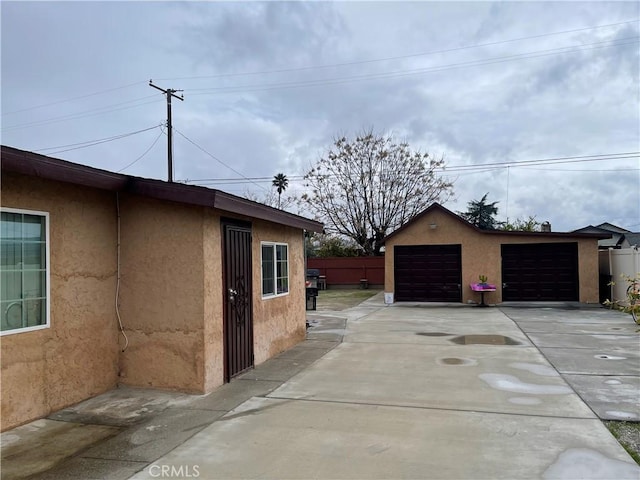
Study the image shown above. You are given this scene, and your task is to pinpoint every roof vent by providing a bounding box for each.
[541,221,551,232]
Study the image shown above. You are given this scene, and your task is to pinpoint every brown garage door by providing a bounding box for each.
[394,245,462,302]
[501,243,579,301]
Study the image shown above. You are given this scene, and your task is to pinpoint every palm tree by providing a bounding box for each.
[272,173,289,209]
[460,193,499,229]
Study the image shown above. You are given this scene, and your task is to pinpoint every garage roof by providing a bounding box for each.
[1,145,324,233]
[382,203,611,243]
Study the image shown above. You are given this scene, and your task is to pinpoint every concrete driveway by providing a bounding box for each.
[124,296,639,480]
[3,296,638,479]
[501,306,640,422]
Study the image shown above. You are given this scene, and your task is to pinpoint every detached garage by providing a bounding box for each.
[383,204,608,304]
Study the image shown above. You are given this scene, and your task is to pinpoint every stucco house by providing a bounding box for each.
[0,145,322,431]
[382,203,608,304]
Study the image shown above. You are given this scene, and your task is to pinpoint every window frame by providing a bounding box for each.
[1,207,51,336]
[261,241,289,299]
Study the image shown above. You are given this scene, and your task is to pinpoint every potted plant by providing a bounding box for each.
[478,275,489,287]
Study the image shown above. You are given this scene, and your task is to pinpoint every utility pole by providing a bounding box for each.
[149,80,184,182]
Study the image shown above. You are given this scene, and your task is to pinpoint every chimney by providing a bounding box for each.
[541,221,551,232]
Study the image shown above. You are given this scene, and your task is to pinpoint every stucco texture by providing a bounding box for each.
[202,211,224,392]
[251,221,306,365]
[2,175,309,430]
[117,196,210,393]
[384,207,600,304]
[116,200,306,391]
[1,173,119,431]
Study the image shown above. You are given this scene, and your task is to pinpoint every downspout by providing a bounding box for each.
[608,247,613,302]
[304,230,308,282]
[116,192,129,352]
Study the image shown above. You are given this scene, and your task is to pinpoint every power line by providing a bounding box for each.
[3,25,636,133]
[33,125,162,153]
[443,152,640,171]
[1,81,147,117]
[172,128,268,192]
[117,127,166,173]
[1,95,159,132]
[181,151,639,185]
[185,175,305,183]
[186,37,638,96]
[157,19,638,82]
[41,125,160,155]
[4,19,633,120]
[519,166,640,172]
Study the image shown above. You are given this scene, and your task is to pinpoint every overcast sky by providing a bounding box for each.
[2,1,639,232]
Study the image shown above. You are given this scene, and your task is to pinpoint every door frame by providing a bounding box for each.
[221,219,254,381]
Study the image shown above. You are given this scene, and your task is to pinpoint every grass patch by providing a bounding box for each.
[318,289,381,300]
[315,288,381,311]
[605,421,640,465]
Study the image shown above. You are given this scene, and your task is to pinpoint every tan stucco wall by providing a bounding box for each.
[2,174,310,429]
[202,210,224,392]
[116,202,307,391]
[384,208,600,304]
[117,195,210,393]
[251,221,306,364]
[1,173,119,431]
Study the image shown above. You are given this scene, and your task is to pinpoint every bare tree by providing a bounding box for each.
[302,130,453,255]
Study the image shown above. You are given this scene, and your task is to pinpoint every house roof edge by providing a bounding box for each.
[1,145,323,233]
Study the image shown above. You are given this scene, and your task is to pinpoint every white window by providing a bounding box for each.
[1,208,50,335]
[261,242,289,297]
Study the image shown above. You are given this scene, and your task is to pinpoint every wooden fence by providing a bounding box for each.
[307,256,384,288]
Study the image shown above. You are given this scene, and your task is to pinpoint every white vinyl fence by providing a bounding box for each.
[601,247,640,305]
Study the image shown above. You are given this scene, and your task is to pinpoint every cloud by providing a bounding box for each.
[1,1,638,231]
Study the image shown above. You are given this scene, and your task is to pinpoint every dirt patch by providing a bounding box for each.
[315,289,381,311]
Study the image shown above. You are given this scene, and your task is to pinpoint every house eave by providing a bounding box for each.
[1,145,323,233]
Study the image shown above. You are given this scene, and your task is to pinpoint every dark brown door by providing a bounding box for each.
[394,244,462,302]
[223,221,253,380]
[501,243,579,301]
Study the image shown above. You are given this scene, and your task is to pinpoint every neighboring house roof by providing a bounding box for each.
[572,225,612,234]
[1,145,323,233]
[621,233,640,247]
[595,222,631,234]
[382,203,611,244]
[572,223,635,248]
